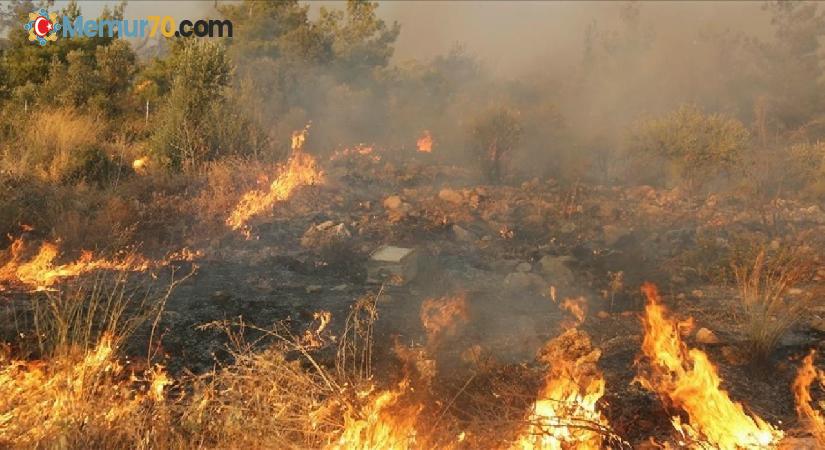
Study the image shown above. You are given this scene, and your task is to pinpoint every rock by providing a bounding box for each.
[691,289,704,299]
[211,290,231,303]
[300,221,351,249]
[438,188,463,204]
[383,195,403,210]
[452,224,475,242]
[559,221,577,234]
[538,255,575,286]
[695,327,720,344]
[366,245,418,285]
[516,262,532,273]
[602,224,632,247]
[504,272,546,291]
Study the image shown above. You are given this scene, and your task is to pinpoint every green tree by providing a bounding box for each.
[470,107,523,183]
[149,39,255,169]
[628,104,750,191]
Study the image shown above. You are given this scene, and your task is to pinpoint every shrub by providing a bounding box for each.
[627,104,750,191]
[469,106,523,183]
[149,40,259,170]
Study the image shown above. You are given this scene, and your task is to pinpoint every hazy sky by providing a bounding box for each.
[56,1,771,75]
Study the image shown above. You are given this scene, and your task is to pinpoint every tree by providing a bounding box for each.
[628,104,750,191]
[149,39,232,169]
[470,107,523,183]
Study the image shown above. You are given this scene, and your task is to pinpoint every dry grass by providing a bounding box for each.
[0,271,179,449]
[733,246,817,361]
[4,108,105,182]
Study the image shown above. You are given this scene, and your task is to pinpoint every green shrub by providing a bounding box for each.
[627,105,750,191]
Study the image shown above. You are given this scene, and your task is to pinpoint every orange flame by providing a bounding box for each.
[513,328,608,449]
[636,282,783,448]
[558,296,588,325]
[227,126,323,232]
[416,130,433,153]
[329,381,422,450]
[793,350,825,444]
[420,293,469,349]
[0,238,151,291]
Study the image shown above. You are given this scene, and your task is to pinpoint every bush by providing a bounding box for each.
[149,40,259,170]
[627,104,750,191]
[469,107,523,183]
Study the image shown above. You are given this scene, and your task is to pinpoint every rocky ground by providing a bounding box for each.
[4,151,825,447]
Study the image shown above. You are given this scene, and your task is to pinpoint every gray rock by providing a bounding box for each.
[452,224,475,242]
[515,262,532,273]
[538,255,575,286]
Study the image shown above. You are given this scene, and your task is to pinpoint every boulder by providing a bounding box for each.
[451,224,475,242]
[695,327,720,344]
[383,195,403,210]
[515,262,532,273]
[538,255,575,286]
[504,272,546,291]
[438,188,463,204]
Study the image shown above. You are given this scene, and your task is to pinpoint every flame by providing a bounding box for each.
[227,126,323,232]
[793,350,825,444]
[0,238,151,291]
[416,131,433,153]
[636,282,783,448]
[513,328,608,449]
[329,381,422,450]
[0,334,167,444]
[558,296,588,325]
[132,157,148,174]
[420,293,469,349]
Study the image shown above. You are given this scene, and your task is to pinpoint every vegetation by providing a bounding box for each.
[733,247,816,362]
[627,105,750,191]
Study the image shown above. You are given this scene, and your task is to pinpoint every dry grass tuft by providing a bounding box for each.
[733,246,817,361]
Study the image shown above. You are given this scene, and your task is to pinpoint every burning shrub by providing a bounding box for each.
[469,106,523,183]
[513,328,618,449]
[0,333,172,449]
[181,345,338,449]
[732,247,816,362]
[627,104,750,192]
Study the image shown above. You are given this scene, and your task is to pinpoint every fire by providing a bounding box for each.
[793,350,825,444]
[132,157,148,174]
[329,381,422,450]
[416,130,433,153]
[636,282,783,448]
[557,296,587,325]
[0,238,151,291]
[419,293,469,349]
[0,333,169,444]
[513,328,609,449]
[226,126,323,232]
